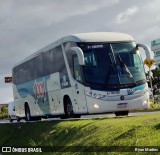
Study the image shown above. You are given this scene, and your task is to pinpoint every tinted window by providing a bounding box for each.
[34,55,43,77]
[64,42,77,76]
[13,66,19,84]
[13,45,67,85]
[13,63,27,84]
[19,63,27,83]
[78,43,115,88]
[54,46,66,74]
[73,55,83,83]
[84,51,97,66]
[26,59,35,81]
[43,49,55,75]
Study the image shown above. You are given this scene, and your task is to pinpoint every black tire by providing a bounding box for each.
[74,114,81,118]
[25,105,32,121]
[115,111,129,116]
[64,98,75,118]
[9,116,13,123]
[16,116,20,122]
[60,115,67,119]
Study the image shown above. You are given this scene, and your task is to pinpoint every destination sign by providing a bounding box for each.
[87,45,104,49]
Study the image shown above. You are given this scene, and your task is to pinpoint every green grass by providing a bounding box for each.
[0,114,160,155]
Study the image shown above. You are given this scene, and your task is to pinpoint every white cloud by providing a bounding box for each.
[69,0,120,17]
[116,6,139,24]
[0,0,120,30]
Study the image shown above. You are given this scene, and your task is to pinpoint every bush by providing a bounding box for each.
[0,106,8,114]
[149,100,160,110]
[0,113,8,119]
[0,106,8,120]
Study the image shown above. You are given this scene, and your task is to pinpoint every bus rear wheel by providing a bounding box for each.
[115,111,129,116]
[25,105,32,121]
[9,115,13,122]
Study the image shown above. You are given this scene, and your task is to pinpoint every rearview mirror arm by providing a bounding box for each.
[71,47,85,65]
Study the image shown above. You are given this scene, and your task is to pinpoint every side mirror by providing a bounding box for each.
[137,43,152,60]
[71,47,85,65]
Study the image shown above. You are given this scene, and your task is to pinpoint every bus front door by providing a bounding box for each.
[73,55,88,114]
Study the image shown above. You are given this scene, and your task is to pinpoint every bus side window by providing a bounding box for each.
[73,55,83,83]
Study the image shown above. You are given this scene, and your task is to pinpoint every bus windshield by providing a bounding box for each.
[77,42,146,90]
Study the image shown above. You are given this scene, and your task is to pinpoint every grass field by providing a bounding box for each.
[0,114,160,155]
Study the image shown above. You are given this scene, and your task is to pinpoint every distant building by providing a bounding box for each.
[151,38,160,66]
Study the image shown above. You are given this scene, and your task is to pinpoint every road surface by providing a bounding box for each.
[0,111,160,124]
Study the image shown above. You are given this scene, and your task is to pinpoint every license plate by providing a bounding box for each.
[117,103,128,108]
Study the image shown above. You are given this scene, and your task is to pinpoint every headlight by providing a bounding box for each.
[143,100,148,105]
[93,104,100,109]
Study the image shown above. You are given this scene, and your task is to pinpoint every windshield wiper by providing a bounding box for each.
[118,55,137,85]
[104,54,116,85]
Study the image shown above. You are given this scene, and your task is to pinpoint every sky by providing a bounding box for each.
[0,0,160,103]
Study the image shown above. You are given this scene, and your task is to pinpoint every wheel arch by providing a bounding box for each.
[24,102,31,116]
[63,94,74,116]
[63,95,71,106]
[63,95,71,112]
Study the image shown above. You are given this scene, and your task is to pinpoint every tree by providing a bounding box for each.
[151,64,160,87]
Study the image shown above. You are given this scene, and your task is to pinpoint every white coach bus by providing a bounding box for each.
[12,32,152,121]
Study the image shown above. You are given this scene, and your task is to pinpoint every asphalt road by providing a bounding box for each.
[0,111,160,124]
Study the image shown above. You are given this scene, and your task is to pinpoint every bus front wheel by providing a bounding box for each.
[64,97,75,118]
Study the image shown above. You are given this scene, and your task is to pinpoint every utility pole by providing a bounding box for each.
[144,59,154,99]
